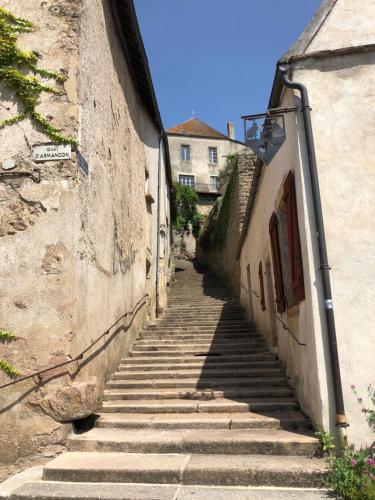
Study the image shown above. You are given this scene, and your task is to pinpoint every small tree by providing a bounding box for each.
[172,183,203,238]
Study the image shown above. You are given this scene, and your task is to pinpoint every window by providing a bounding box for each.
[269,212,286,313]
[179,174,195,188]
[208,147,218,164]
[210,176,219,191]
[269,171,305,312]
[283,171,305,302]
[181,145,190,161]
[258,261,266,311]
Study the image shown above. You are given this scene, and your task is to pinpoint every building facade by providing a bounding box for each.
[238,0,375,446]
[0,0,172,477]
[167,118,245,215]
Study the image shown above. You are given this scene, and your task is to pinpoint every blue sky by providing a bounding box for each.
[134,0,321,141]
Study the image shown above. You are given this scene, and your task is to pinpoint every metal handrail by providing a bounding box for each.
[274,313,306,346]
[0,294,148,391]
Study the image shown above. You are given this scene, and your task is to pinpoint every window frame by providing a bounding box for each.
[179,174,195,188]
[181,144,191,162]
[208,147,218,165]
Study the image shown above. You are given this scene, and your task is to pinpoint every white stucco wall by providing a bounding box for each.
[240,47,375,446]
[306,0,375,53]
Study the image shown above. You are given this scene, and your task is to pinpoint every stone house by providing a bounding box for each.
[0,0,172,476]
[167,118,245,215]
[237,0,375,446]
[167,118,244,254]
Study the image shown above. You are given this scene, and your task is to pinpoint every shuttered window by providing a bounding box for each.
[283,171,305,302]
[258,261,266,311]
[269,212,286,313]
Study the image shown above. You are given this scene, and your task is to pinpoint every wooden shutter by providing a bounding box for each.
[283,171,305,302]
[258,261,266,311]
[269,212,286,313]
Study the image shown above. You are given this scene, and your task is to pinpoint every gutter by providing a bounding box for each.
[278,63,347,430]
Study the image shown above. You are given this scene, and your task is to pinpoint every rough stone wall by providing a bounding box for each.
[197,150,256,295]
[0,0,171,478]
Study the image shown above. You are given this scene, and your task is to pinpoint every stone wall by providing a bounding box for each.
[197,150,256,295]
[0,0,171,478]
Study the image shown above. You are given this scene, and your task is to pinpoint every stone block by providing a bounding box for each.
[40,377,101,422]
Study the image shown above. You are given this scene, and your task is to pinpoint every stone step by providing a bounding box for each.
[106,376,288,389]
[9,482,333,500]
[128,349,271,359]
[131,343,266,352]
[118,359,281,369]
[100,397,300,414]
[102,386,294,401]
[112,367,284,380]
[41,451,327,487]
[95,411,312,430]
[138,334,264,342]
[146,324,256,331]
[124,353,277,363]
[134,338,266,347]
[68,428,318,456]
[140,333,263,341]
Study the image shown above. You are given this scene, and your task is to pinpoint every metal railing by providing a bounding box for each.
[274,313,306,346]
[0,294,148,391]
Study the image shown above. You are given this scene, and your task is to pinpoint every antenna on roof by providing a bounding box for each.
[191,109,197,118]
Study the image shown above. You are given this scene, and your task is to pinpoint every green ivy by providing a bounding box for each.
[0,330,21,379]
[0,7,77,145]
[172,183,203,238]
[199,157,237,250]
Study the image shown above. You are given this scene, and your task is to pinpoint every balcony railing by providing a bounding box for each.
[180,183,221,194]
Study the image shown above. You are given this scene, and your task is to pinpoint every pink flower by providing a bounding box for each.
[351,385,356,390]
[366,458,375,467]
[350,459,358,466]
[357,397,363,403]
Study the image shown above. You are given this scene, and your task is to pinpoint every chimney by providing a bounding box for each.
[227,121,235,140]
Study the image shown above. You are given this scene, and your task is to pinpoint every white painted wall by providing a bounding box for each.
[240,46,375,446]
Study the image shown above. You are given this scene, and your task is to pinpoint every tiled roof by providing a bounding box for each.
[167,118,228,139]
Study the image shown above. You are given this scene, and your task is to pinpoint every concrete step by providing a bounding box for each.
[100,397,300,414]
[68,428,318,456]
[102,387,294,401]
[95,411,312,430]
[112,367,284,379]
[41,452,328,487]
[106,376,289,389]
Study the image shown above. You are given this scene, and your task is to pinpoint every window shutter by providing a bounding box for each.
[258,261,266,311]
[269,212,286,313]
[283,171,305,302]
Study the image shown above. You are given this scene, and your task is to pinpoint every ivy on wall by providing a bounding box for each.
[199,156,237,250]
[0,330,21,379]
[0,7,77,145]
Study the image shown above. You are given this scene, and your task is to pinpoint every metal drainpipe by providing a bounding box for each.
[155,134,162,317]
[278,63,348,431]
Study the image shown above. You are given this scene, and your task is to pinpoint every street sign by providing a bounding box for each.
[33,144,71,162]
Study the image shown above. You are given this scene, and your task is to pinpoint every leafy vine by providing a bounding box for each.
[0,7,77,145]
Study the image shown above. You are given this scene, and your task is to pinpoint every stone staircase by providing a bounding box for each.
[7,259,329,499]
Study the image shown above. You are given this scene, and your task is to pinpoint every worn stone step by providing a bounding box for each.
[100,397,300,414]
[112,367,284,380]
[68,428,318,456]
[102,386,294,401]
[40,445,325,489]
[146,325,257,332]
[118,359,281,369]
[124,354,277,364]
[106,376,288,389]
[9,482,333,500]
[138,334,263,342]
[131,342,266,352]
[140,334,263,342]
[95,411,312,430]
